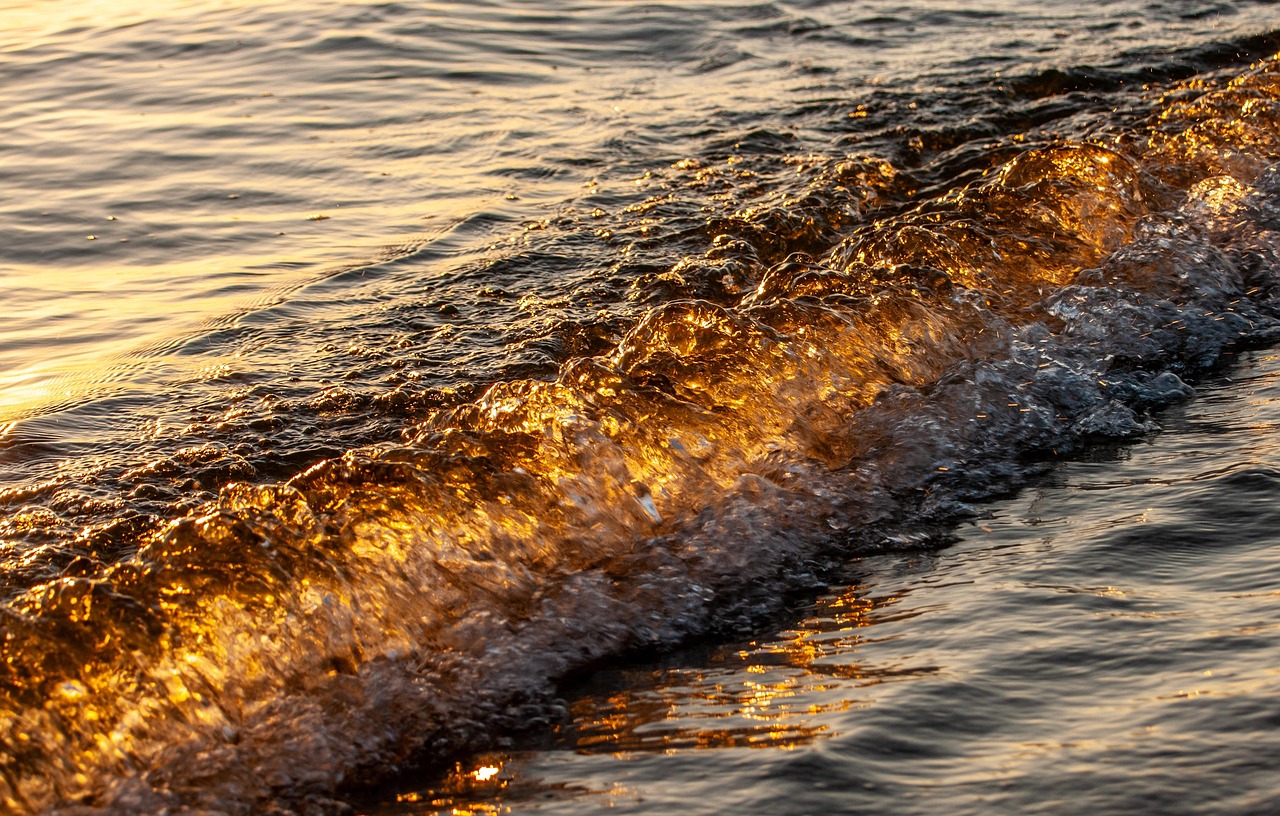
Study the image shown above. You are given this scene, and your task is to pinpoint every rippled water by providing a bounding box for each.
[4,0,1280,813]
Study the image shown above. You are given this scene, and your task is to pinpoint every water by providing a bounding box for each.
[392,348,1280,816]
[3,0,1280,813]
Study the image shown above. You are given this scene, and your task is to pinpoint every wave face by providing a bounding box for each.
[5,2,1280,812]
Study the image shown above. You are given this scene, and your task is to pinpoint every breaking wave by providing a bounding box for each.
[8,44,1280,816]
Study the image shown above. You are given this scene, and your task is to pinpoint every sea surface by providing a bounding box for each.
[2,0,1280,813]
[370,347,1280,815]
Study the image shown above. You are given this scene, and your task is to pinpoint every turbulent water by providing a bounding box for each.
[4,0,1280,813]
[390,346,1280,816]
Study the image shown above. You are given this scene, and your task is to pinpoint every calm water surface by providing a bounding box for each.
[2,1,1280,813]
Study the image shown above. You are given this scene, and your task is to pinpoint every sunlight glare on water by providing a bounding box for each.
[0,0,1257,424]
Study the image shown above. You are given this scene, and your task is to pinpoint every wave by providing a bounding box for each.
[7,49,1280,816]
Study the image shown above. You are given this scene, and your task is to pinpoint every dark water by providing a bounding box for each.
[3,0,1280,813]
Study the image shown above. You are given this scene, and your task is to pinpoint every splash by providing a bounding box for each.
[7,53,1280,816]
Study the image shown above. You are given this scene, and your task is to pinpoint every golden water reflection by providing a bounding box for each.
[384,755,613,816]
[382,585,934,814]
[558,585,934,756]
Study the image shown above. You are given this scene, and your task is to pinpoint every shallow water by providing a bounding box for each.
[4,1,1280,813]
[378,348,1280,815]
